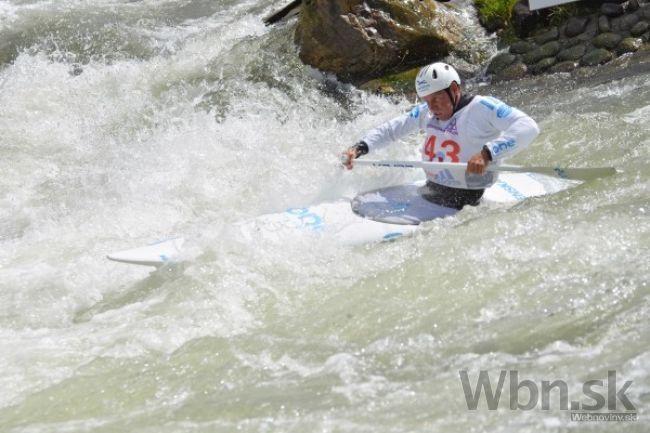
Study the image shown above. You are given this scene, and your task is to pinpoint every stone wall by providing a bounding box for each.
[488,0,650,81]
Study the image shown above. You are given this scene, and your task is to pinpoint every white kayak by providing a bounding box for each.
[107,172,577,267]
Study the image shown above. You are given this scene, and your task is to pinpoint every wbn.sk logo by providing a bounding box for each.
[459,370,638,422]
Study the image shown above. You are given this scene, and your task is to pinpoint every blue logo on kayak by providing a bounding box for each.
[383,232,403,241]
[286,208,324,231]
[496,181,526,200]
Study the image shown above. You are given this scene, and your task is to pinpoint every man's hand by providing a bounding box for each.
[341,147,357,170]
[341,142,368,170]
[467,148,491,175]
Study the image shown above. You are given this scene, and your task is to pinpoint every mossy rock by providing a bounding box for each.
[631,21,649,37]
[530,57,557,74]
[360,67,420,94]
[533,27,560,45]
[494,62,528,81]
[487,52,517,75]
[617,37,643,54]
[581,48,613,66]
[549,60,578,73]
[557,43,587,61]
[593,32,624,49]
[510,40,535,54]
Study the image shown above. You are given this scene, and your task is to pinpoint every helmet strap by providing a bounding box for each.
[445,85,459,113]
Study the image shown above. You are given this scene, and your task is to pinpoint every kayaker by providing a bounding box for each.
[342,62,540,209]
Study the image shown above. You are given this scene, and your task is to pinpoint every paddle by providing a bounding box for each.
[350,159,617,182]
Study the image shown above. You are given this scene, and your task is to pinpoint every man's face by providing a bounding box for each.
[421,82,459,121]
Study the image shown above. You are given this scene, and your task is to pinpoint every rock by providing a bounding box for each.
[565,17,589,37]
[593,32,624,48]
[617,37,643,53]
[295,0,464,81]
[581,48,614,65]
[599,15,611,32]
[560,37,582,49]
[540,40,561,57]
[601,3,625,17]
[494,62,527,81]
[577,15,600,41]
[557,43,587,61]
[642,4,650,20]
[610,16,623,32]
[530,57,556,74]
[621,13,640,30]
[631,21,650,36]
[550,60,579,73]
[487,52,517,75]
[509,40,535,54]
[523,46,545,64]
[628,0,640,12]
[522,40,560,65]
[533,27,559,45]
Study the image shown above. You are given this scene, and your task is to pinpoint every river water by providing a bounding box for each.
[0,1,648,432]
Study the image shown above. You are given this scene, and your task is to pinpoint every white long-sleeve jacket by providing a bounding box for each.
[360,95,540,189]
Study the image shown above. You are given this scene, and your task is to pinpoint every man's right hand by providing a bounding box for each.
[341,142,369,170]
[341,147,357,170]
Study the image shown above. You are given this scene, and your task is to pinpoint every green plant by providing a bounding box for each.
[547,4,578,26]
[474,0,519,31]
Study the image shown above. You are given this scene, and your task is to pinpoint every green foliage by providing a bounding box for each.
[547,4,579,26]
[474,0,519,31]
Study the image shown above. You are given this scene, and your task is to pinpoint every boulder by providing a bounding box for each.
[557,43,587,61]
[642,4,650,20]
[631,21,650,36]
[533,27,560,45]
[565,17,588,37]
[530,57,557,74]
[509,40,535,54]
[581,48,614,65]
[295,0,464,82]
[593,32,624,48]
[620,13,640,30]
[598,15,611,32]
[601,3,625,17]
[617,37,643,54]
[494,62,528,81]
[523,41,560,64]
[549,60,578,73]
[486,52,517,75]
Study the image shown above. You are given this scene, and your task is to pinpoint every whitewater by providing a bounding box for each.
[0,0,648,432]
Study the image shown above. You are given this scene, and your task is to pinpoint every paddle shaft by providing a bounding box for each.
[351,159,616,182]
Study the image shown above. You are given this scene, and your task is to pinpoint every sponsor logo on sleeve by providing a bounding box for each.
[409,104,422,118]
[496,103,513,118]
[479,97,503,110]
[490,138,516,156]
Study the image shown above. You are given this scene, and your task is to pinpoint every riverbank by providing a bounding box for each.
[359,1,650,95]
[486,0,650,82]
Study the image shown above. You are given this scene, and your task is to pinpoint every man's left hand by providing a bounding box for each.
[467,149,491,175]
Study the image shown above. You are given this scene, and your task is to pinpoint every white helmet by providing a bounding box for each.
[415,62,461,98]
